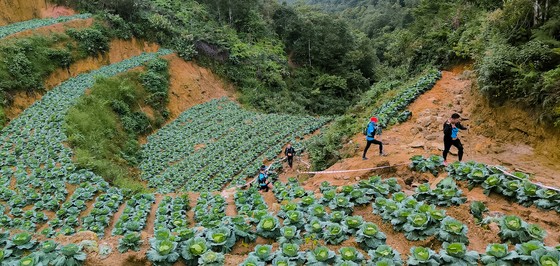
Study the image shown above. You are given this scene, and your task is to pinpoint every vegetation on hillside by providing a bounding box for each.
[64,58,170,193]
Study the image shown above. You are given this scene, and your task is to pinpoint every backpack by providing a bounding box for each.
[258,173,267,186]
[363,122,377,137]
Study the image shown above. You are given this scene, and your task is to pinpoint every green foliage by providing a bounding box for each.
[481,243,518,265]
[181,237,208,263]
[0,14,92,39]
[52,244,87,266]
[470,201,488,222]
[306,246,336,265]
[66,26,110,56]
[438,242,479,265]
[408,246,440,266]
[118,232,143,253]
[0,35,75,105]
[65,74,147,192]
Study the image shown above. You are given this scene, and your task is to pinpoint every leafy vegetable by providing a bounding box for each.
[407,246,440,266]
[118,232,143,253]
[355,222,386,250]
[306,246,336,265]
[439,242,479,265]
[481,243,518,265]
[197,250,225,266]
[180,237,208,264]
[335,247,364,264]
[257,215,281,239]
[436,217,469,244]
[52,244,87,266]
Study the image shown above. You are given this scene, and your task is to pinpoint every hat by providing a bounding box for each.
[370,117,378,123]
[260,165,266,171]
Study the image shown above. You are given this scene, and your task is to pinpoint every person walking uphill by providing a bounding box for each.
[443,113,467,165]
[285,143,295,169]
[362,117,387,160]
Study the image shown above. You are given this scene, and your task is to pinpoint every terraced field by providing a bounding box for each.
[0,9,559,266]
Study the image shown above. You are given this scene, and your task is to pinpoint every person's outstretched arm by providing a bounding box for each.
[456,122,467,130]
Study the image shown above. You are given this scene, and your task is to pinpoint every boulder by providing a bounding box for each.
[410,141,425,148]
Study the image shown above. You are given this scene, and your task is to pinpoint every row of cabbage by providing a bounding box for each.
[0,231,88,265]
[410,155,560,213]
[0,50,172,260]
[0,13,92,39]
[374,70,442,128]
[139,98,330,193]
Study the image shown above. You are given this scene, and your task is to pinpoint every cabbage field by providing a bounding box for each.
[140,98,330,193]
[1,11,560,266]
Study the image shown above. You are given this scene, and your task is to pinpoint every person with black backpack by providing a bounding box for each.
[443,113,468,165]
[257,165,270,192]
[362,117,387,160]
[284,143,296,169]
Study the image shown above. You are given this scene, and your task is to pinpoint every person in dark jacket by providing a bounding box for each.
[257,165,270,192]
[443,113,467,165]
[285,143,296,168]
[362,117,387,160]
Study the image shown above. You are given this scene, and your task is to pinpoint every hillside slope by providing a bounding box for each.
[301,67,560,189]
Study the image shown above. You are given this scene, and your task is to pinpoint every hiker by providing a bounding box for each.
[443,113,467,165]
[257,165,270,192]
[362,117,386,160]
[285,143,296,168]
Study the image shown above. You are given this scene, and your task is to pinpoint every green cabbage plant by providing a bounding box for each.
[498,215,530,244]
[407,246,440,266]
[322,222,348,245]
[439,242,479,265]
[367,245,403,266]
[335,247,364,264]
[481,243,518,265]
[206,227,236,253]
[306,246,336,266]
[118,232,143,253]
[197,250,225,266]
[355,222,386,250]
[279,226,301,245]
[436,217,469,244]
[248,245,274,262]
[180,237,208,264]
[403,213,436,241]
[52,244,88,266]
[256,215,281,238]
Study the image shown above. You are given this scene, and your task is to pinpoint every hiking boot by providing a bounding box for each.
[362,157,368,160]
[379,153,388,157]
[443,160,448,166]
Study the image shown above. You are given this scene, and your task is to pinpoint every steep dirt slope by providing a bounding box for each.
[276,66,560,255]
[303,66,560,189]
[0,0,75,26]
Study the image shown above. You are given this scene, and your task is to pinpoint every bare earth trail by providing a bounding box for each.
[302,67,560,189]
[276,67,560,256]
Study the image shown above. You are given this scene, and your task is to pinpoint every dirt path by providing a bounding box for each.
[305,67,560,189]
[289,67,560,254]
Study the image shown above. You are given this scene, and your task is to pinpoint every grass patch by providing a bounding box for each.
[65,58,170,194]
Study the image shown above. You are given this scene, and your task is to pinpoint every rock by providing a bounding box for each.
[355,177,360,181]
[417,116,432,127]
[410,141,425,148]
[424,134,438,141]
[343,176,350,180]
[404,176,414,186]
[410,127,421,135]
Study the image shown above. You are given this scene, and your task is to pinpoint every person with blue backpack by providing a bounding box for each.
[443,113,468,165]
[257,165,270,192]
[362,117,387,160]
